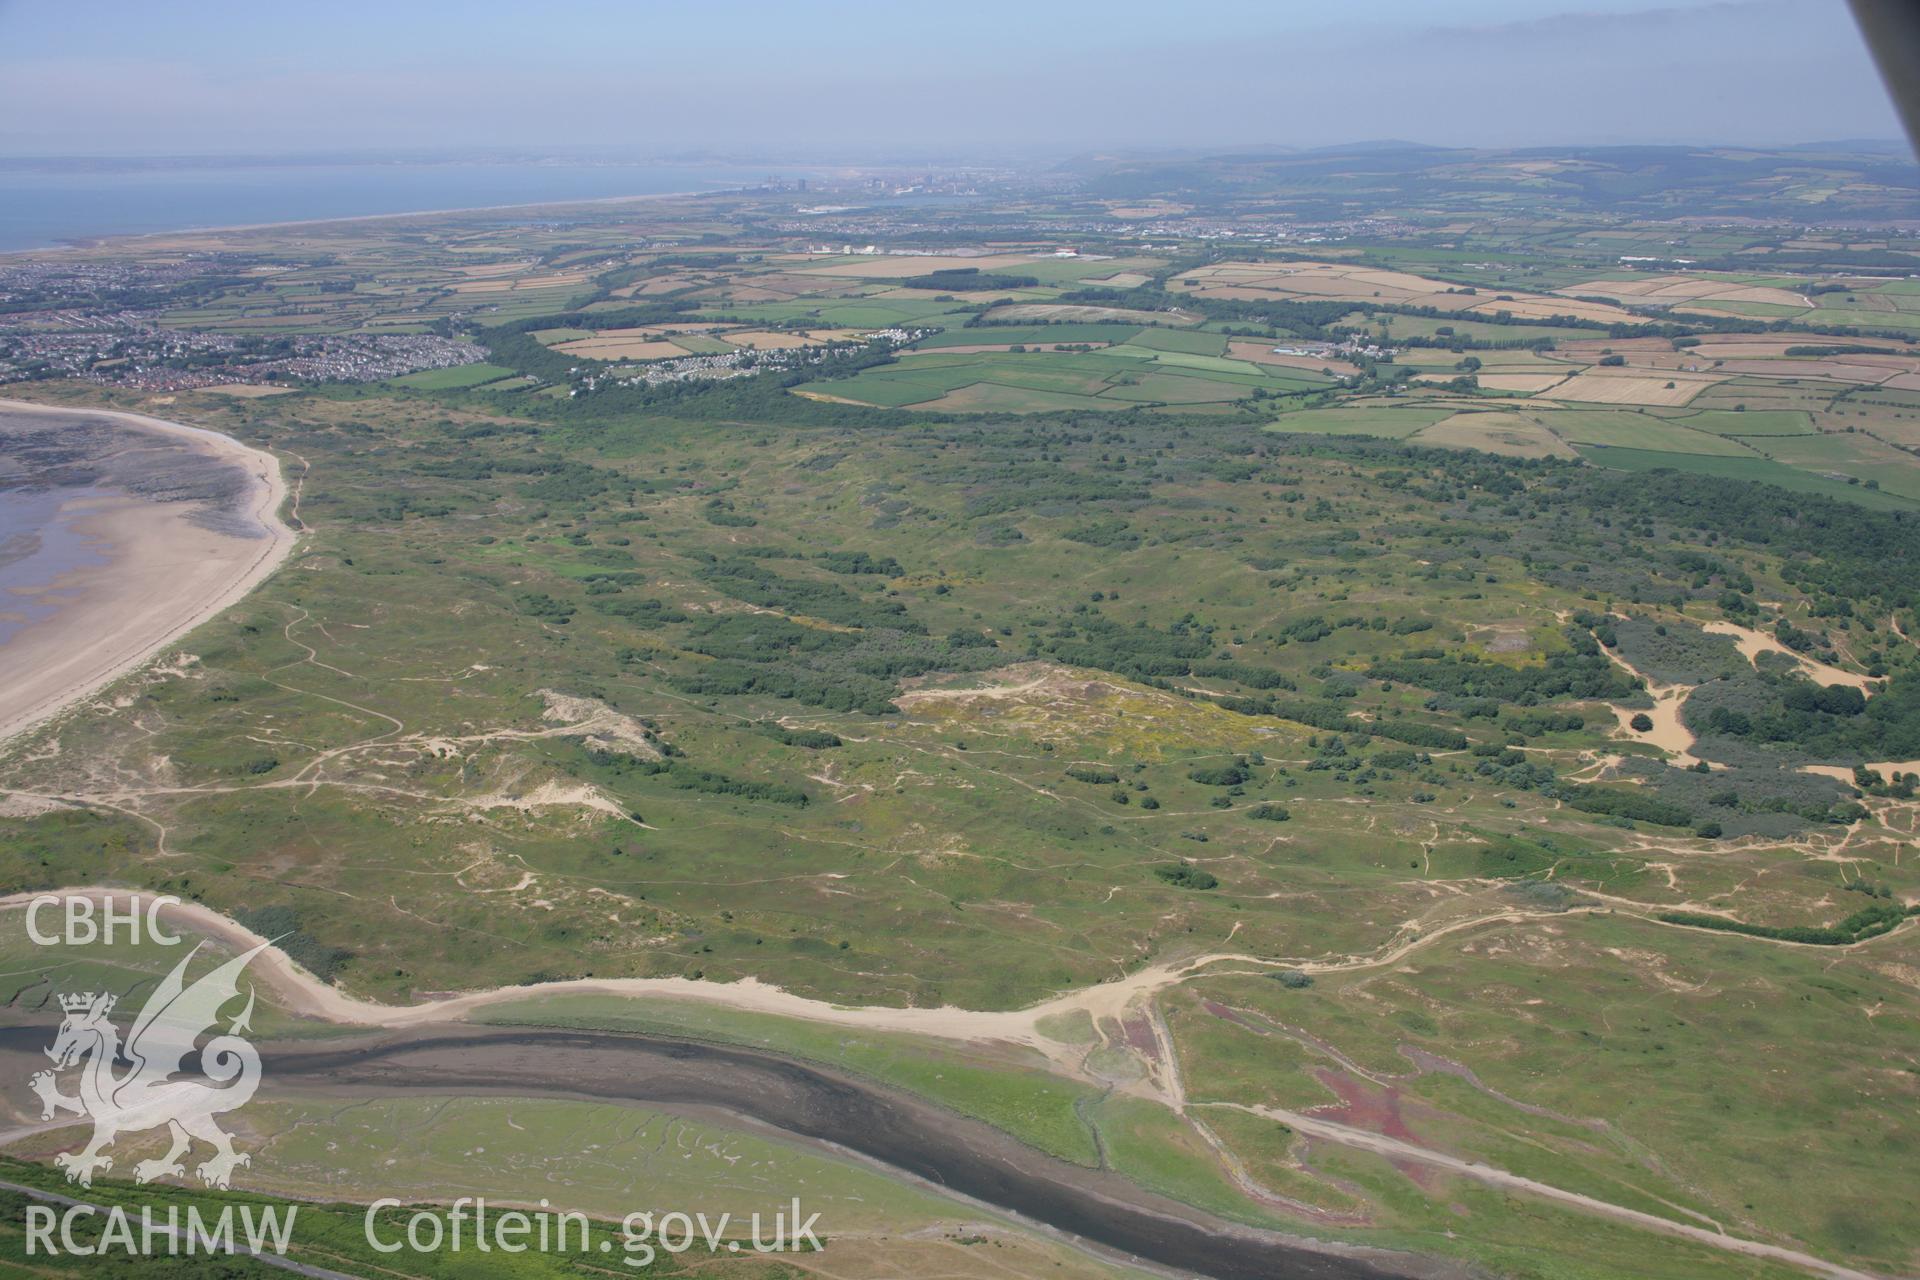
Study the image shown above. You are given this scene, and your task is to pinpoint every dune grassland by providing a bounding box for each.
[2,145,1919,1280]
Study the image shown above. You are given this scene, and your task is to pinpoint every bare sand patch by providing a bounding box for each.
[1598,646,1704,768]
[467,779,631,822]
[0,792,74,818]
[1803,760,1920,783]
[1702,621,1876,693]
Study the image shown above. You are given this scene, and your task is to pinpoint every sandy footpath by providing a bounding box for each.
[0,398,296,744]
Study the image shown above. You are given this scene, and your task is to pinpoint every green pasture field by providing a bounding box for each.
[1693,378,1843,413]
[911,382,1116,412]
[1673,408,1815,435]
[915,323,1143,349]
[1742,428,1920,500]
[668,332,732,354]
[1540,409,1758,455]
[384,362,518,390]
[1265,403,1456,437]
[1804,306,1920,331]
[1101,371,1244,403]
[1574,444,1920,508]
[1123,327,1228,356]
[806,346,1328,411]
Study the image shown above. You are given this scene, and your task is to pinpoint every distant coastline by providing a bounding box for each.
[0,160,816,252]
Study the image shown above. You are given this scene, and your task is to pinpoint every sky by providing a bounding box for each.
[0,0,1903,159]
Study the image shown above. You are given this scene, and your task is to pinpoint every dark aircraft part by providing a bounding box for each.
[1850,0,1920,153]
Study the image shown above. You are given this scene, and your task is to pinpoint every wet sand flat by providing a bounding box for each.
[0,399,295,744]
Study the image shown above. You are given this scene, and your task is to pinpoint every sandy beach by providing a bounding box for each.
[0,399,295,744]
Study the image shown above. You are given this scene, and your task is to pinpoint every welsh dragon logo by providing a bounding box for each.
[29,941,267,1189]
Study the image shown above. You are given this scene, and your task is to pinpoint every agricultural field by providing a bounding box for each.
[1561,270,1920,331]
[803,331,1334,411]
[1166,259,1643,325]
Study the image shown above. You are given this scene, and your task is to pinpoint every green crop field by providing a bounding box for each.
[1573,444,1920,508]
[1542,409,1759,455]
[1675,408,1815,435]
[914,322,1143,348]
[1266,403,1457,437]
[385,361,517,389]
[1124,327,1229,356]
[805,344,1332,411]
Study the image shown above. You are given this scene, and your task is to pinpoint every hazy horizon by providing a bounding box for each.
[0,0,1903,158]
[0,136,1913,168]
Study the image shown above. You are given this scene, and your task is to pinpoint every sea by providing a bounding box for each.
[0,160,812,251]
[0,485,111,645]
